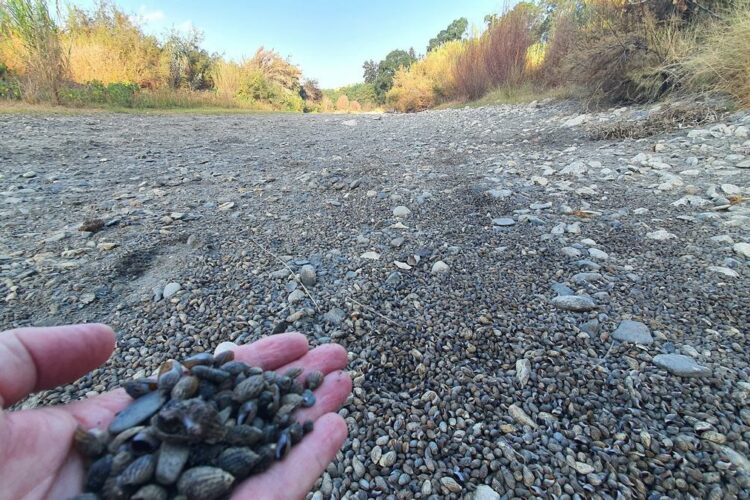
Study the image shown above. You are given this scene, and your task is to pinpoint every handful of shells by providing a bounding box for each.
[72,350,323,499]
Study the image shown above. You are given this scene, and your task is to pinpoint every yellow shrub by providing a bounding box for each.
[387,66,435,112]
[419,39,464,98]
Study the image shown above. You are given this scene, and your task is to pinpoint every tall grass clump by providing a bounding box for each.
[685,0,750,105]
[0,0,66,102]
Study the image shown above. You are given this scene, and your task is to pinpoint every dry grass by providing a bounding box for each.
[589,102,722,140]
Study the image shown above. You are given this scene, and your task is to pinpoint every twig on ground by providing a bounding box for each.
[347,296,402,327]
[247,236,321,312]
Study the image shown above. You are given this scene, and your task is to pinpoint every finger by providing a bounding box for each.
[62,388,132,429]
[230,332,309,371]
[232,413,348,500]
[0,324,116,408]
[275,343,349,378]
[295,370,352,423]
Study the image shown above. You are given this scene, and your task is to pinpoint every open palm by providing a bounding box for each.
[0,324,352,499]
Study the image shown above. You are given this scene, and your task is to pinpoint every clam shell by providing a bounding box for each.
[219,360,247,375]
[74,426,108,457]
[170,375,199,400]
[284,367,304,379]
[275,429,292,460]
[215,447,260,479]
[304,370,324,390]
[101,476,128,500]
[132,484,168,500]
[85,454,112,492]
[155,442,190,485]
[153,398,225,444]
[212,350,234,365]
[111,450,135,475]
[237,400,258,425]
[176,466,234,500]
[182,352,214,368]
[131,428,161,454]
[157,360,184,393]
[190,365,230,384]
[233,374,265,402]
[117,453,156,487]
[123,378,157,398]
[109,391,166,434]
[224,424,264,446]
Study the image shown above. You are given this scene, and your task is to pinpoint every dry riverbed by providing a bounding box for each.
[1,101,750,499]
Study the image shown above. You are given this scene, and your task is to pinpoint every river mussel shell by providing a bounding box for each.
[76,351,319,498]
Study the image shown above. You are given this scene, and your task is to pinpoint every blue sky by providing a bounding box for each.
[71,0,503,88]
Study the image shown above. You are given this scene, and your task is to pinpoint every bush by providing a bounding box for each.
[387,66,435,112]
[0,61,21,98]
[59,80,137,107]
[335,94,349,111]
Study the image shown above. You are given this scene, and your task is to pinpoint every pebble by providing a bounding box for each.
[393,206,411,217]
[323,307,346,325]
[299,264,317,287]
[492,217,515,226]
[162,282,181,299]
[551,295,597,312]
[431,261,450,274]
[473,485,501,500]
[647,229,677,240]
[653,354,712,377]
[734,242,750,258]
[612,320,653,345]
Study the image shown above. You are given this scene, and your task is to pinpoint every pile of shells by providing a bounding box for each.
[72,351,322,499]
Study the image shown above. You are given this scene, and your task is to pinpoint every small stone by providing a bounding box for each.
[561,247,581,258]
[80,293,96,305]
[612,320,653,345]
[299,265,317,287]
[575,462,595,475]
[342,119,357,127]
[516,358,531,388]
[473,485,501,500]
[551,295,596,312]
[360,251,380,260]
[393,206,411,218]
[323,307,346,325]
[390,237,404,248]
[431,261,450,274]
[508,404,537,428]
[653,354,711,377]
[163,282,181,299]
[492,217,515,226]
[288,289,305,304]
[647,229,677,240]
[440,477,462,493]
[97,242,117,251]
[218,201,235,211]
[708,266,739,278]
[588,248,609,260]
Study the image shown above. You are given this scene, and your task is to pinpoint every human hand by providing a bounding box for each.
[0,324,352,499]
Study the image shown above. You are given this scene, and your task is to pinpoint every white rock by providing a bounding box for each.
[736,159,750,169]
[721,184,741,195]
[516,358,531,388]
[299,264,317,287]
[473,485,501,500]
[431,261,450,274]
[342,119,357,126]
[163,282,181,298]
[646,229,676,240]
[708,266,739,277]
[560,161,587,176]
[580,238,597,246]
[360,251,380,260]
[735,125,749,138]
[393,206,411,217]
[588,248,609,260]
[561,247,581,258]
[394,260,412,270]
[711,235,734,244]
[563,114,588,127]
[214,341,238,355]
[734,242,750,258]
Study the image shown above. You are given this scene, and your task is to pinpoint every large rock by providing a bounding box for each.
[551,295,596,312]
[163,282,181,299]
[393,206,411,218]
[653,354,711,377]
[734,242,750,258]
[612,320,653,345]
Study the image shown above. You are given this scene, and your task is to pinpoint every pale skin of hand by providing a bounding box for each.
[0,324,353,500]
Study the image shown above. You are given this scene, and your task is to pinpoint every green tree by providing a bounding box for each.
[362,59,377,83]
[373,49,416,102]
[427,17,468,52]
[162,27,215,90]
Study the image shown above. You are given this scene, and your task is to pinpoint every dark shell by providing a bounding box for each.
[212,350,234,365]
[117,453,156,487]
[157,360,184,393]
[170,375,199,400]
[237,400,258,425]
[288,422,304,444]
[191,365,231,384]
[79,218,104,233]
[254,445,276,472]
[111,450,135,475]
[155,442,190,485]
[74,426,108,457]
[182,352,214,368]
[108,426,145,453]
[233,375,265,402]
[131,484,168,500]
[213,390,234,410]
[224,425,264,446]
[276,375,292,392]
[131,428,161,454]
[123,378,157,399]
[68,494,101,500]
[219,360,247,375]
[153,398,225,444]
[289,380,305,394]
[301,389,316,408]
[214,447,260,479]
[280,393,303,408]
[283,367,304,379]
[176,466,234,500]
[304,370,325,390]
[101,477,128,500]
[275,429,292,460]
[187,443,224,467]
[109,391,166,434]
[85,454,113,492]
[246,366,263,376]
[302,420,314,434]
